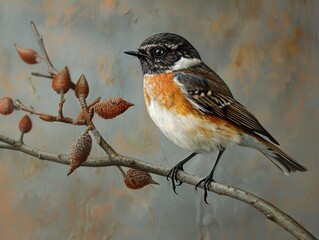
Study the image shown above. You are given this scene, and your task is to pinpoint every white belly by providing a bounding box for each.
[146,100,240,153]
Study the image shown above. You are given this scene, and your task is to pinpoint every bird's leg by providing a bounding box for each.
[167,152,197,194]
[195,148,225,204]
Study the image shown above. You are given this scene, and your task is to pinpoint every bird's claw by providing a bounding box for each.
[195,176,216,204]
[167,163,185,194]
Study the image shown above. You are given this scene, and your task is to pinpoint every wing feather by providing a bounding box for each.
[175,71,279,145]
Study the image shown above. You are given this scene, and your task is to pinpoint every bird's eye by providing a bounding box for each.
[153,47,167,57]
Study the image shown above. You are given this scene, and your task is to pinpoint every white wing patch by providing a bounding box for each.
[171,57,201,71]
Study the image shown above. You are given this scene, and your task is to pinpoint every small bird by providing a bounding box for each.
[125,33,307,203]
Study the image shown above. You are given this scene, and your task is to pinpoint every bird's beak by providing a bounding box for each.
[124,50,147,58]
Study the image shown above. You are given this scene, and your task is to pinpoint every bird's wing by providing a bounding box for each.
[174,71,279,145]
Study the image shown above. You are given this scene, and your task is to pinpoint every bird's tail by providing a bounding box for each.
[261,145,307,175]
[241,133,307,175]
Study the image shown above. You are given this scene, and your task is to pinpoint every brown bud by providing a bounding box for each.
[39,115,55,122]
[19,115,32,133]
[94,98,134,120]
[67,132,92,176]
[0,97,14,115]
[52,66,71,94]
[75,74,89,99]
[124,169,158,190]
[14,44,39,64]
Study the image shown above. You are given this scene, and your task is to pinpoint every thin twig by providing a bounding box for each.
[39,114,85,125]
[19,132,24,143]
[30,21,57,75]
[14,99,85,125]
[90,128,118,157]
[57,91,65,119]
[29,22,76,90]
[116,166,125,177]
[0,134,316,240]
[14,99,42,115]
[31,72,54,79]
[77,94,118,157]
[88,97,101,108]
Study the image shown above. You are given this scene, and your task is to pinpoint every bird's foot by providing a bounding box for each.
[195,176,216,204]
[167,162,185,194]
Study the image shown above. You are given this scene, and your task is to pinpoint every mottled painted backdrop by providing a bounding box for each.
[0,0,318,239]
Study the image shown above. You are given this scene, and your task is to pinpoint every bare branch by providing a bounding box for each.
[0,134,315,240]
[0,144,18,150]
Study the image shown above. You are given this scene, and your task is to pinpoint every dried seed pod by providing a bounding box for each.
[52,66,71,94]
[0,97,14,115]
[67,132,92,176]
[124,169,158,189]
[19,115,32,133]
[94,98,134,120]
[14,44,39,64]
[75,74,89,99]
[39,115,55,122]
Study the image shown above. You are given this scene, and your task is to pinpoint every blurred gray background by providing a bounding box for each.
[0,0,318,239]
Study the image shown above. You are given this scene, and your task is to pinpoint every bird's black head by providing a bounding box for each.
[125,33,202,75]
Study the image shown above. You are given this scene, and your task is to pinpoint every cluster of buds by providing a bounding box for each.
[11,23,157,194]
[74,73,134,123]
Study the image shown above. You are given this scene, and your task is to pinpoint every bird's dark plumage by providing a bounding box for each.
[174,65,279,145]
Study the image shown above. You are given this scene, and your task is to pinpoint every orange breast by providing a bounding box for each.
[144,72,195,115]
[143,73,233,125]
[143,72,240,149]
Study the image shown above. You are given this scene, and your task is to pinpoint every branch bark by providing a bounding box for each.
[0,134,316,240]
